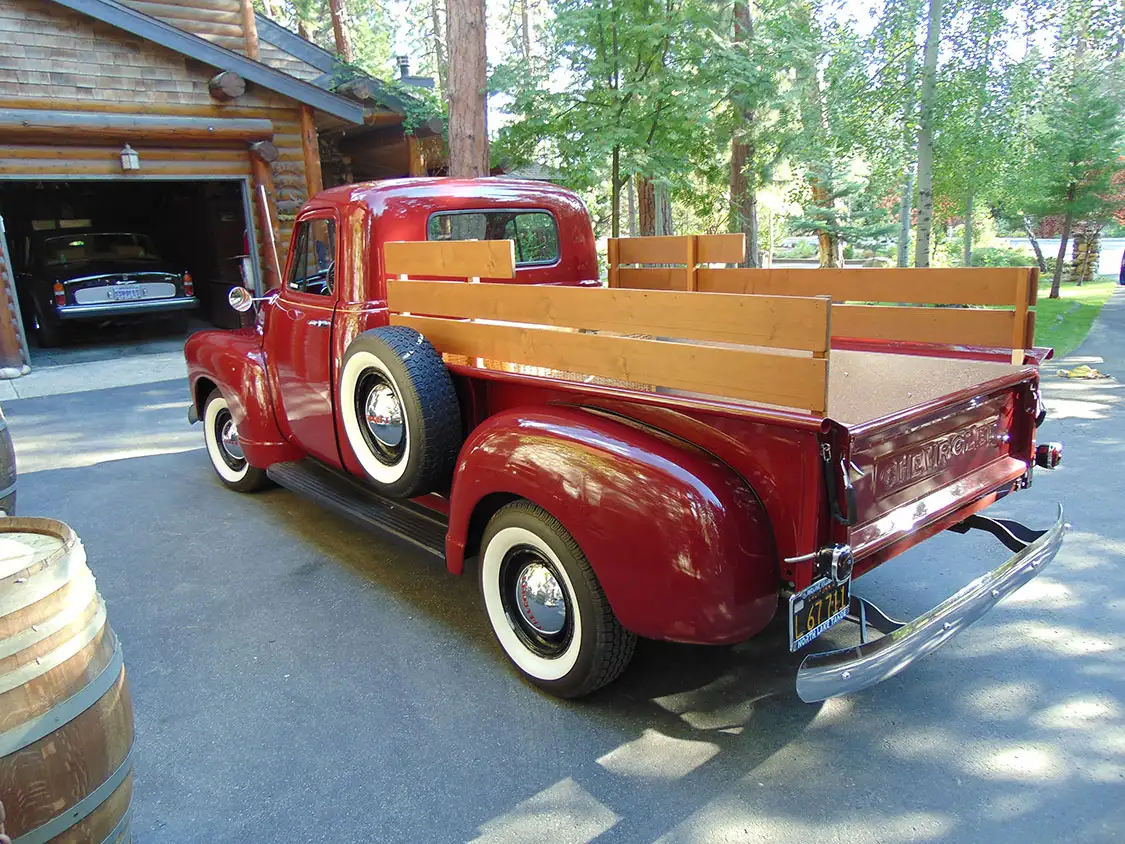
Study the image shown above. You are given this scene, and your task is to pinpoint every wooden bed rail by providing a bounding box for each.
[607,233,746,291]
[608,237,1037,364]
[385,240,831,413]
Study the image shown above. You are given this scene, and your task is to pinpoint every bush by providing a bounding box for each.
[970,246,1037,268]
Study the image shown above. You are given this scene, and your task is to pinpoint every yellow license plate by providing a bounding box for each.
[789,577,851,651]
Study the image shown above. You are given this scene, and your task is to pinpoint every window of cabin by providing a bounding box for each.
[426,210,560,266]
[288,218,336,296]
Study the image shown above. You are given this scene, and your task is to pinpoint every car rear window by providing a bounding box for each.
[43,233,159,265]
[426,210,559,266]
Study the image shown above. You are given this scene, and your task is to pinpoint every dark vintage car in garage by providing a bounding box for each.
[17,231,198,346]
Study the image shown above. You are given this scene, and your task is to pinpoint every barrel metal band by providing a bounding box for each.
[100,804,132,844]
[12,743,134,844]
[0,540,88,616]
[0,597,107,695]
[0,569,97,662]
[0,639,124,758]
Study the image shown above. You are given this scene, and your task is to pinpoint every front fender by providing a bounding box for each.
[185,328,302,468]
[447,406,778,645]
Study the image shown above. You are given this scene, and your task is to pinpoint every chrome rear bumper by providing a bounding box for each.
[795,505,1066,703]
[56,296,198,320]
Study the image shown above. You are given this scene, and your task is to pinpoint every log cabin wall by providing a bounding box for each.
[118,0,246,54]
[0,0,313,289]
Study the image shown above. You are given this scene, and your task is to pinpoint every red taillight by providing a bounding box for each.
[183,272,194,296]
[53,282,65,307]
[1035,442,1063,469]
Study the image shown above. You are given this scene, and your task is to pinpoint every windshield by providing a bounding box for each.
[43,233,160,266]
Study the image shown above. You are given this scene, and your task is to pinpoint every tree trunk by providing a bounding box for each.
[637,175,656,237]
[818,233,842,268]
[261,0,278,17]
[611,146,621,238]
[431,0,448,95]
[447,0,488,177]
[327,0,355,62]
[655,183,674,236]
[962,184,973,266]
[626,174,637,237]
[730,0,760,267]
[520,0,531,61]
[896,45,916,268]
[913,0,941,268]
[896,168,914,267]
[1022,216,1047,272]
[1050,208,1073,299]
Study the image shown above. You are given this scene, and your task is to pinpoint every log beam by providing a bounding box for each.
[251,155,282,290]
[0,110,273,144]
[240,0,260,60]
[208,71,246,101]
[299,105,324,198]
[249,140,279,163]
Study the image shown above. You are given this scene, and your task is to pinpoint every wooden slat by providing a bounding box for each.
[616,235,695,265]
[0,160,251,176]
[392,315,829,413]
[385,240,515,280]
[696,233,746,264]
[616,267,687,291]
[695,267,1037,307]
[832,305,1018,348]
[387,281,830,353]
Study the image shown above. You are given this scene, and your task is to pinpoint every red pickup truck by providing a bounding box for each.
[185,178,1065,701]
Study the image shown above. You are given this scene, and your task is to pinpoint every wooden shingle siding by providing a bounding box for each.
[0,0,309,283]
[258,40,324,84]
[119,0,247,54]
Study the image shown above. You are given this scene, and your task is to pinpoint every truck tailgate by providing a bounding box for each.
[842,367,1038,565]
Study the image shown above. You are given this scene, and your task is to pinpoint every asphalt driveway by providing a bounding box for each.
[5,292,1125,843]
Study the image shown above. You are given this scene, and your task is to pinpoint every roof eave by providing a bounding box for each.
[48,0,366,125]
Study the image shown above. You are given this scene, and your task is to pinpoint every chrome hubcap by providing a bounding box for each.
[220,418,244,461]
[514,562,567,635]
[364,382,404,449]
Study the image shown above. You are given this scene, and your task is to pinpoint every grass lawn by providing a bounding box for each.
[1035,277,1118,358]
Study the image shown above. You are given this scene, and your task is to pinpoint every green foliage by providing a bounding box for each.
[969,246,1038,267]
[790,161,898,247]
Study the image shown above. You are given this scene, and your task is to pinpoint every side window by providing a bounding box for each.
[288,218,336,296]
[426,210,560,266]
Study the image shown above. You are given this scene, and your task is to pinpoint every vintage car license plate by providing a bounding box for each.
[106,285,147,302]
[789,576,851,652]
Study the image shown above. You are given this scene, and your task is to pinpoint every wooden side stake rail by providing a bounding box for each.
[384,240,515,280]
[608,234,746,291]
[392,315,829,412]
[386,280,830,353]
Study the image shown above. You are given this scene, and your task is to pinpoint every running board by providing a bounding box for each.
[266,460,448,559]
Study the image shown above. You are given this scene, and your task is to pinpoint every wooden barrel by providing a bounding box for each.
[0,518,133,844]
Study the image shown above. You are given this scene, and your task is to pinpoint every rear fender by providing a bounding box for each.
[446,406,779,645]
[185,328,302,468]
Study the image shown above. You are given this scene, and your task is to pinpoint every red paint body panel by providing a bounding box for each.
[184,177,1052,647]
[184,325,303,468]
[445,406,779,644]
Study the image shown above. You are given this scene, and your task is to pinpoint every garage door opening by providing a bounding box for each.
[0,179,258,364]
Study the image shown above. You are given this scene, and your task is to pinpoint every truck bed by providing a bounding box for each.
[827,350,1031,427]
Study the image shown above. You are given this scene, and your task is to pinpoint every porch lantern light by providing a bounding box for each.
[119,144,140,171]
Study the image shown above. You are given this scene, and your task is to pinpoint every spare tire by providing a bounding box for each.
[339,326,462,498]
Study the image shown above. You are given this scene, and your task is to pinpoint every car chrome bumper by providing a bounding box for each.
[795,504,1066,703]
[56,296,198,320]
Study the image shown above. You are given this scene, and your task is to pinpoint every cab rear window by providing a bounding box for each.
[426,210,559,266]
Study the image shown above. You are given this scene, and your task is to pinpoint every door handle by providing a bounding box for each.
[308,319,331,328]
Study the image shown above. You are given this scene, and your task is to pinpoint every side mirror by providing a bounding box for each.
[228,287,255,312]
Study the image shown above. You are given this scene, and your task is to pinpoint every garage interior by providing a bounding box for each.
[0,179,256,360]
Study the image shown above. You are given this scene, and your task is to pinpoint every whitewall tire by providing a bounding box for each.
[203,390,270,492]
[479,501,636,698]
[339,327,461,499]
